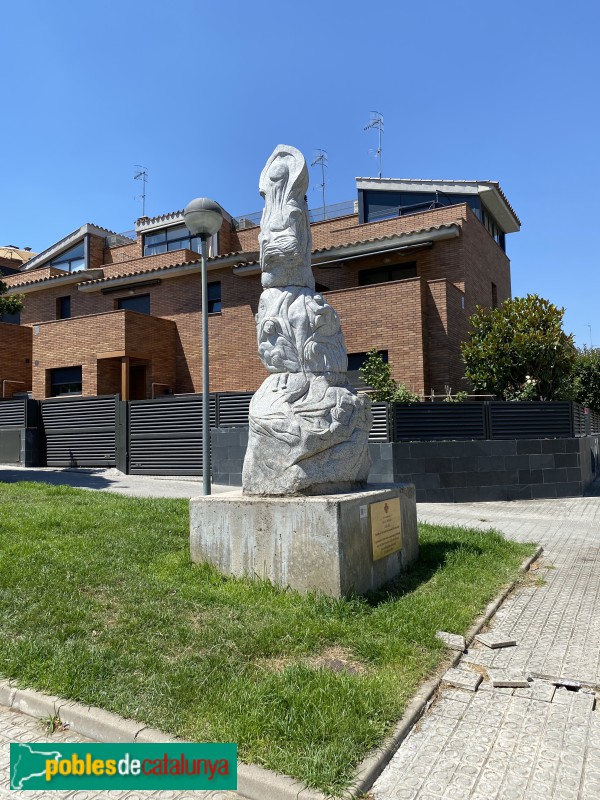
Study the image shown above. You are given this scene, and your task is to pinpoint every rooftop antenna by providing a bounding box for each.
[311,150,328,221]
[364,111,384,178]
[133,165,148,217]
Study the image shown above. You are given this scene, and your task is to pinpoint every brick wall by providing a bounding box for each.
[88,234,106,269]
[0,323,32,397]
[325,279,426,394]
[31,311,176,399]
[461,206,511,317]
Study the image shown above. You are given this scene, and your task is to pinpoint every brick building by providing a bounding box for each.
[0,178,519,400]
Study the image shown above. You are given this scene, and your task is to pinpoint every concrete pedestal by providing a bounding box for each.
[189,484,418,597]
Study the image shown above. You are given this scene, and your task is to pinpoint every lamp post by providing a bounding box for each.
[183,197,224,495]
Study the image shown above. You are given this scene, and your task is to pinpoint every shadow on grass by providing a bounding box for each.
[364,539,484,606]
[0,467,116,492]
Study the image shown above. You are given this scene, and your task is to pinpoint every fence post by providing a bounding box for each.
[115,397,129,474]
[569,402,575,438]
[483,402,492,440]
[389,402,396,443]
[585,407,591,437]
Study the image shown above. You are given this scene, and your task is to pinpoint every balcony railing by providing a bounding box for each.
[233,200,356,229]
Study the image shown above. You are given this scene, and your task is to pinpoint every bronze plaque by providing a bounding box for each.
[370,497,402,561]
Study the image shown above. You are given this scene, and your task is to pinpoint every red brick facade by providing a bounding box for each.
[0,322,32,397]
[1,196,513,399]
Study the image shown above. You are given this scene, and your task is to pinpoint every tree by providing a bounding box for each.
[0,273,23,317]
[572,347,600,411]
[359,348,420,403]
[460,294,576,401]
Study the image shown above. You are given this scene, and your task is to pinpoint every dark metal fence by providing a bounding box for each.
[488,402,574,440]
[391,401,584,442]
[40,395,122,468]
[0,398,38,428]
[3,393,600,472]
[128,394,216,476]
[393,403,487,441]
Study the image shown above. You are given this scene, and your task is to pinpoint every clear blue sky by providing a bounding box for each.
[1,0,597,346]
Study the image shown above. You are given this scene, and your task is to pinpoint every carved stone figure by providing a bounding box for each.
[242,145,371,496]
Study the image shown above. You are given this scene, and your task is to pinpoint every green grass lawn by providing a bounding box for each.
[0,482,534,794]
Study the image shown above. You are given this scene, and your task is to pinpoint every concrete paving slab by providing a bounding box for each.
[442,668,482,692]
[488,670,532,688]
[436,631,466,651]
[475,631,517,649]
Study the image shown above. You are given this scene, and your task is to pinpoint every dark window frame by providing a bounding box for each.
[56,295,71,319]
[143,224,202,257]
[50,365,82,397]
[358,261,417,287]
[207,281,221,314]
[49,241,86,273]
[116,294,151,315]
[0,310,20,325]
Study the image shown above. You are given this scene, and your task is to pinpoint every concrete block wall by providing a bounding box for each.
[210,427,598,501]
[368,438,592,502]
[211,427,248,486]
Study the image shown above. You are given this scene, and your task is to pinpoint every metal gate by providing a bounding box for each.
[128,394,217,475]
[0,398,42,466]
[40,395,122,468]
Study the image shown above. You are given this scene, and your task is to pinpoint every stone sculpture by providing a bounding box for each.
[242,145,372,495]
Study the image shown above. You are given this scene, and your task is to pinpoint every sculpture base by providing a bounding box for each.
[189,484,418,597]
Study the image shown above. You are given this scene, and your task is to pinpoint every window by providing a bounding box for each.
[143,224,202,256]
[49,242,86,273]
[492,283,498,309]
[207,282,221,313]
[56,296,71,319]
[358,261,417,286]
[482,208,506,251]
[50,366,82,396]
[117,294,151,314]
[0,310,20,325]
[347,351,388,388]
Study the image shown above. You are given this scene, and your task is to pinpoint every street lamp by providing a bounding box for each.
[183,197,224,495]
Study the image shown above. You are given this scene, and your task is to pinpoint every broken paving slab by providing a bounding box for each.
[442,668,482,692]
[475,631,517,649]
[551,677,581,689]
[488,670,532,688]
[514,680,556,703]
[436,631,466,651]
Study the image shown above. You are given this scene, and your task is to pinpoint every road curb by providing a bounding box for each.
[0,545,543,799]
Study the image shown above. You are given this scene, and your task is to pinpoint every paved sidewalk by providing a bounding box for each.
[0,465,236,499]
[0,706,239,799]
[373,496,600,800]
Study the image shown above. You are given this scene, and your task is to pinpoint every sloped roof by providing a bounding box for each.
[21,224,118,272]
[355,178,520,232]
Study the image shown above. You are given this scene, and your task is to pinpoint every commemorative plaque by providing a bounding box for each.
[370,497,402,561]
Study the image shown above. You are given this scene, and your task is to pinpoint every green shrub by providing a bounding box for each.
[359,349,419,403]
[461,294,576,401]
[573,347,600,411]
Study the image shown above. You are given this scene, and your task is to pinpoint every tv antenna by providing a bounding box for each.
[133,165,148,217]
[311,150,328,221]
[587,323,593,349]
[364,111,384,178]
